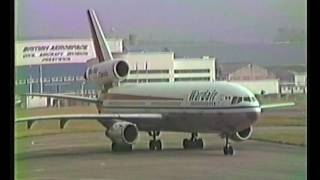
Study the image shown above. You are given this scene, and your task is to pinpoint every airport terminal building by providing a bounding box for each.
[15,38,217,107]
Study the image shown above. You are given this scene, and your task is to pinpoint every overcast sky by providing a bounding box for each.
[15,0,306,43]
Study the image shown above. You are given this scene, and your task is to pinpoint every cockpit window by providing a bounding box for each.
[231,97,237,104]
[251,97,256,102]
[232,96,250,105]
[244,97,251,102]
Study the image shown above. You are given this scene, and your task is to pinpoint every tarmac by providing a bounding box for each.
[15,131,306,180]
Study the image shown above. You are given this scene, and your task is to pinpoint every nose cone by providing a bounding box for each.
[246,111,260,121]
[246,107,261,126]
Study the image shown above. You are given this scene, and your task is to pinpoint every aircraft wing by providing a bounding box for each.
[16,113,163,129]
[260,102,295,110]
[23,93,101,104]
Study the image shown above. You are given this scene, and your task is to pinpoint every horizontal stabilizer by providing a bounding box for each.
[23,93,101,104]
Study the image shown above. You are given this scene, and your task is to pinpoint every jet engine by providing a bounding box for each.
[230,126,253,142]
[84,60,129,84]
[105,121,139,145]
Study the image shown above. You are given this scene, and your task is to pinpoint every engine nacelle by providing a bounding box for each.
[84,60,129,84]
[105,121,139,145]
[230,126,253,142]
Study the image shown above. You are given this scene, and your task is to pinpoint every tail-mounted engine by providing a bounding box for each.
[105,121,139,145]
[230,126,253,142]
[84,60,129,84]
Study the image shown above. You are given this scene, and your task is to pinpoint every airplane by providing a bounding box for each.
[16,9,295,155]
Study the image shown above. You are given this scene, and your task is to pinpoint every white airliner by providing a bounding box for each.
[16,9,295,155]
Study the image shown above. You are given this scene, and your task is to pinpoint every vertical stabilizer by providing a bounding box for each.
[87,9,113,62]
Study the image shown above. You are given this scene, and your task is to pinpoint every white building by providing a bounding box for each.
[119,52,216,84]
[294,72,307,86]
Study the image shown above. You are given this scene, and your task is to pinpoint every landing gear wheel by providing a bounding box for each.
[183,138,189,149]
[223,135,235,156]
[223,146,234,155]
[227,146,234,155]
[183,133,204,150]
[196,138,204,149]
[148,130,162,151]
[223,146,228,155]
[149,140,162,150]
[155,140,162,150]
[149,140,155,150]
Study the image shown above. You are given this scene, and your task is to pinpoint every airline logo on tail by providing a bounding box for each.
[87,9,114,62]
[84,9,129,87]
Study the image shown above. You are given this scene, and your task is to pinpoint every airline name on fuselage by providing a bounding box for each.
[188,90,218,102]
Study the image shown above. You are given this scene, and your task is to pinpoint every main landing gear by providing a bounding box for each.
[183,132,204,150]
[148,130,162,151]
[223,135,234,156]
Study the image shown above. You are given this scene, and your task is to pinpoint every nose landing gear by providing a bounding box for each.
[223,135,234,156]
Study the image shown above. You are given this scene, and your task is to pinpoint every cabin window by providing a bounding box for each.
[244,97,251,102]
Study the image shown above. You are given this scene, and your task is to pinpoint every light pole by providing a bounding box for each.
[81,82,85,96]
[39,64,43,93]
[29,75,33,93]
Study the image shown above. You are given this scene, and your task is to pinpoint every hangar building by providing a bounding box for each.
[217,63,280,94]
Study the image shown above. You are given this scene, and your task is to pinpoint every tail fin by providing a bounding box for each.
[87,9,113,62]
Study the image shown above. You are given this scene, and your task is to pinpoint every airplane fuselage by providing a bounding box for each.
[98,81,261,134]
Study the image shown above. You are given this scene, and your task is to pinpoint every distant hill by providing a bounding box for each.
[274,28,306,43]
[267,64,307,73]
